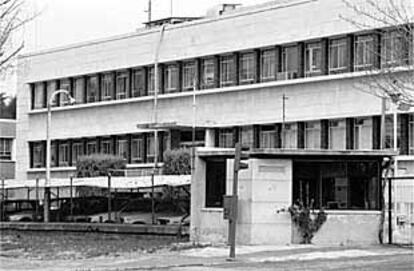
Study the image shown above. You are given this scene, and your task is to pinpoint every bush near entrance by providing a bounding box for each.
[163,148,191,175]
[289,200,327,244]
[76,154,127,177]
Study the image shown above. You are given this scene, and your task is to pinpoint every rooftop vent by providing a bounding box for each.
[144,17,201,28]
[206,3,242,17]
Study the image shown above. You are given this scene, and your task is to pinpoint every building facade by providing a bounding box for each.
[16,0,414,242]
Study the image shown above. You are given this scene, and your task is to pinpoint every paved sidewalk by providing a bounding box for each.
[0,244,412,270]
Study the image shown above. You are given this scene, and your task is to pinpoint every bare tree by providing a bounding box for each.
[0,0,33,75]
[341,0,414,108]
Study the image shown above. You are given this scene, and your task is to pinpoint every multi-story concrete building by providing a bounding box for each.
[0,119,15,180]
[16,0,413,244]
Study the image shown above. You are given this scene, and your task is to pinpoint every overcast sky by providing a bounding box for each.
[24,0,272,52]
[1,0,272,95]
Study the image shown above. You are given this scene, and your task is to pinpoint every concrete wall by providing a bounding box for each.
[309,211,382,246]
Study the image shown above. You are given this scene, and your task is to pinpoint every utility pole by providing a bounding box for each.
[147,0,152,22]
[227,143,249,260]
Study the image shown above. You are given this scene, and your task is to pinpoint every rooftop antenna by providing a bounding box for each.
[145,0,152,22]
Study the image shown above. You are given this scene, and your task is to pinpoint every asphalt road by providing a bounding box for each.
[170,254,414,271]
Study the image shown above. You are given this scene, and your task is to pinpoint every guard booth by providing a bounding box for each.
[190,148,396,246]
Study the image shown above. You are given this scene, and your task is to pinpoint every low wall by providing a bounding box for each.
[306,211,382,246]
[0,222,189,237]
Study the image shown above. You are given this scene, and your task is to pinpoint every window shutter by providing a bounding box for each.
[297,42,305,78]
[320,119,329,149]
[297,122,305,149]
[275,123,282,148]
[346,118,354,150]
[321,38,329,75]
[400,114,409,155]
[346,34,354,72]
[372,116,381,150]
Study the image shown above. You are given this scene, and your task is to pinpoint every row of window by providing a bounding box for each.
[216,114,414,154]
[29,133,167,169]
[0,138,13,161]
[30,28,412,109]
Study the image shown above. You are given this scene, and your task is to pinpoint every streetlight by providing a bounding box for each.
[44,89,75,222]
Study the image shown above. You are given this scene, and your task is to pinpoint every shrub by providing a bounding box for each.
[288,200,327,244]
[163,148,191,175]
[76,154,127,177]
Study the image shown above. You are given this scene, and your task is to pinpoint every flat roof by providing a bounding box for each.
[197,147,397,159]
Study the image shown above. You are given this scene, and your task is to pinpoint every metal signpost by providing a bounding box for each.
[225,143,249,260]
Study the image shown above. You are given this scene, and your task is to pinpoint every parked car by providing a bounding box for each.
[7,210,42,222]
[88,212,124,223]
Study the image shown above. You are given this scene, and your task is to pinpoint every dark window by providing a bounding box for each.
[239,126,254,149]
[146,134,155,163]
[201,58,215,89]
[0,138,12,160]
[382,31,409,67]
[32,142,44,168]
[86,75,99,103]
[384,114,401,149]
[87,140,97,155]
[280,46,298,80]
[116,72,128,99]
[132,69,146,97]
[101,138,112,154]
[205,160,226,208]
[293,161,380,210]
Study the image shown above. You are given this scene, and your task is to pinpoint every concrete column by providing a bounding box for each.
[205,129,215,147]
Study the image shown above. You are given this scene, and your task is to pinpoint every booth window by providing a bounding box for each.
[205,160,226,208]
[293,161,380,210]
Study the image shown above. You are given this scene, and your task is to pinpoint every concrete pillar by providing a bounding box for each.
[205,128,215,147]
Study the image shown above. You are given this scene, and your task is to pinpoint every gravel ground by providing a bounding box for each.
[0,230,182,260]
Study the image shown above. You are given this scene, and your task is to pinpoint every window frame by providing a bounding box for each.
[260,48,276,81]
[0,138,12,161]
[58,142,70,167]
[131,136,144,163]
[182,61,196,91]
[305,42,322,76]
[280,46,299,80]
[354,35,375,70]
[116,71,128,100]
[164,64,179,93]
[328,38,348,73]
[201,58,215,89]
[86,75,99,103]
[239,52,255,84]
[101,73,114,101]
[219,55,235,87]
